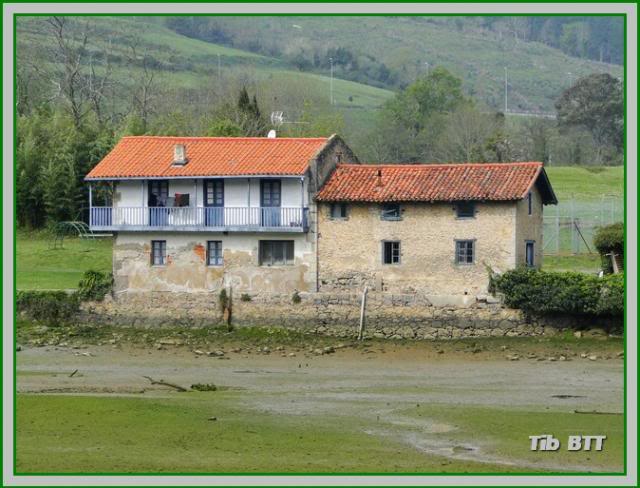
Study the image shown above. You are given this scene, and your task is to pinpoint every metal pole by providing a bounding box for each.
[358,286,368,341]
[217,54,221,82]
[555,205,560,255]
[504,67,508,114]
[89,183,92,225]
[329,57,334,106]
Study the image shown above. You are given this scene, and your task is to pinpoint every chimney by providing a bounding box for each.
[172,144,187,166]
[376,169,383,187]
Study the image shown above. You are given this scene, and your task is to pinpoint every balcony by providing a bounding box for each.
[90,206,309,232]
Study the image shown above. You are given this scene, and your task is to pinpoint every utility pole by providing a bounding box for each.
[504,67,508,114]
[217,54,221,82]
[329,57,334,105]
[424,61,429,75]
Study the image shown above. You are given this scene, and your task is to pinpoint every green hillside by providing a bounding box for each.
[545,166,624,201]
[164,16,623,113]
[16,16,393,140]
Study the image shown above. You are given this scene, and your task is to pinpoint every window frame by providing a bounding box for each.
[151,240,167,266]
[380,203,402,221]
[382,240,401,265]
[259,240,295,266]
[206,240,223,267]
[525,240,535,267]
[329,203,348,220]
[455,201,476,219]
[454,239,475,265]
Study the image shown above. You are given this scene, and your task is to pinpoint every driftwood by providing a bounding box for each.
[574,410,622,415]
[142,375,188,392]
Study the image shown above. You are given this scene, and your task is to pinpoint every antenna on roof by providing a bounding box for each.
[270,111,284,127]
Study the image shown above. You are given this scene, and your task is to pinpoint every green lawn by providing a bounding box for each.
[16,232,112,290]
[543,254,602,274]
[16,393,622,474]
[545,166,624,202]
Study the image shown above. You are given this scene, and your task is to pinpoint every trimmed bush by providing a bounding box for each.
[77,270,113,301]
[594,222,624,255]
[594,222,624,274]
[16,290,79,326]
[491,268,623,317]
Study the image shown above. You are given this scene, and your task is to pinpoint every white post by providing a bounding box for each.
[88,183,92,225]
[329,57,334,106]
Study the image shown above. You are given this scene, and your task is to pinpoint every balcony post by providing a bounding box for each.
[88,183,92,225]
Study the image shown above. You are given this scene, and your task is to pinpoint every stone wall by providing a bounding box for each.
[515,185,544,267]
[317,201,518,295]
[78,291,621,339]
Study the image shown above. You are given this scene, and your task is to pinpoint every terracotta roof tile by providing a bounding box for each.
[85,136,330,179]
[316,162,555,203]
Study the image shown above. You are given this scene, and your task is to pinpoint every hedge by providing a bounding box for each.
[490,268,623,317]
[16,290,79,326]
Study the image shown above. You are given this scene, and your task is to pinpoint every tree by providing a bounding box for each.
[433,106,500,162]
[555,73,623,163]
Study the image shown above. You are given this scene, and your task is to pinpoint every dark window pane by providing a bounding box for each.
[383,241,400,264]
[456,202,475,218]
[455,240,474,264]
[381,204,401,220]
[260,240,294,266]
[207,241,223,266]
[151,240,166,266]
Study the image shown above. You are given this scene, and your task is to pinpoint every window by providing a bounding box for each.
[148,180,169,207]
[259,240,294,266]
[527,191,533,215]
[455,240,475,264]
[525,241,535,267]
[382,241,401,264]
[456,201,476,219]
[381,203,401,221]
[330,203,348,219]
[151,240,167,266]
[207,241,223,266]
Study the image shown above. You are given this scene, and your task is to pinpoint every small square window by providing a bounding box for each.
[207,241,223,266]
[330,203,348,219]
[455,240,475,264]
[456,201,476,219]
[259,240,294,266]
[381,203,401,221]
[151,240,166,266]
[382,241,401,264]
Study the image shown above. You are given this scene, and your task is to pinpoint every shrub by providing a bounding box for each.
[491,268,623,317]
[594,222,624,255]
[77,270,113,301]
[16,290,79,326]
[292,291,301,304]
[240,293,252,302]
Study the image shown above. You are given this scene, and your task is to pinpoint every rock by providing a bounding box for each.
[313,348,324,356]
[573,331,583,338]
[323,346,335,354]
[500,345,508,351]
[506,354,519,361]
[559,355,567,361]
[276,346,285,351]
[156,344,164,350]
[288,352,296,357]
[208,350,225,357]
[617,351,624,358]
[16,345,22,352]
[580,353,588,358]
[588,355,598,361]
[159,338,183,346]
[193,350,205,355]
[548,357,557,362]
[437,349,444,354]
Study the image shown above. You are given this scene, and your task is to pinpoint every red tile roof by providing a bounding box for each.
[316,162,557,204]
[85,136,331,179]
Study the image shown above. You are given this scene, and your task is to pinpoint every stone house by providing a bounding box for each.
[86,135,556,299]
[315,162,557,300]
[85,134,358,293]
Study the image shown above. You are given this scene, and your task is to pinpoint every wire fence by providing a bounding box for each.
[543,196,623,255]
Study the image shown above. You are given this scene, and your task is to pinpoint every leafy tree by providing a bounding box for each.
[555,73,623,163]
[205,119,243,137]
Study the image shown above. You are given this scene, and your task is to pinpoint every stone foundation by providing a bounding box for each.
[78,291,622,340]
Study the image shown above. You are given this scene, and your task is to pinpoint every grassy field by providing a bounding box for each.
[545,166,624,202]
[16,393,622,474]
[15,231,112,290]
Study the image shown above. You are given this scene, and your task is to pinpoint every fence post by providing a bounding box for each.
[358,286,368,341]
